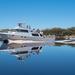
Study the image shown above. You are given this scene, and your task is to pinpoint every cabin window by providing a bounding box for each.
[16,29,28,33]
[31,47,39,50]
[32,34,39,36]
[20,30,28,32]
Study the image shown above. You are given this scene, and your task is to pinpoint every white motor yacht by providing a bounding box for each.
[0,23,55,43]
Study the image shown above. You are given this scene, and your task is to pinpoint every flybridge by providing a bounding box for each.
[18,23,31,29]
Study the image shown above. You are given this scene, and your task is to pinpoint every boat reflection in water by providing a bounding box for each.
[10,44,43,60]
[0,42,46,60]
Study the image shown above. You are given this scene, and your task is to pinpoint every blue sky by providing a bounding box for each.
[0,0,75,29]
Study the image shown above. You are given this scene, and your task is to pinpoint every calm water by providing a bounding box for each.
[0,41,75,75]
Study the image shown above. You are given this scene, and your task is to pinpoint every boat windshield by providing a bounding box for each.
[40,34,43,37]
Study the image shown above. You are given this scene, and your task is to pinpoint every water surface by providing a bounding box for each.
[0,42,75,75]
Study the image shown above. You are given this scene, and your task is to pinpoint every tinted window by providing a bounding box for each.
[32,34,39,36]
[16,29,28,32]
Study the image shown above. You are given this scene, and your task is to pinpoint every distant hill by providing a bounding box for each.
[42,27,75,36]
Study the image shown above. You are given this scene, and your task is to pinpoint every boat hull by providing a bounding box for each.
[0,33,55,42]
